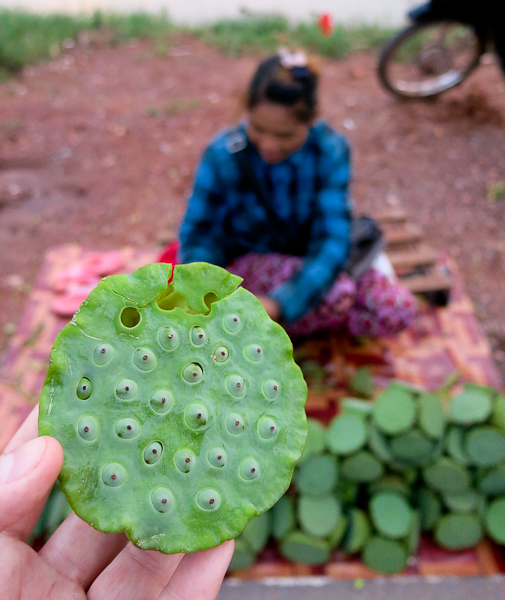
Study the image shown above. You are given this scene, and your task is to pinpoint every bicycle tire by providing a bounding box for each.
[378,21,485,99]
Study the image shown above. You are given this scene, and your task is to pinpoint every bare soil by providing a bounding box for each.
[1,34,504,383]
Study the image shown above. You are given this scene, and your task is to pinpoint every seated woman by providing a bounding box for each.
[177,49,418,338]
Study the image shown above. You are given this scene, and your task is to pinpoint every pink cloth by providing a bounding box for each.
[228,253,418,338]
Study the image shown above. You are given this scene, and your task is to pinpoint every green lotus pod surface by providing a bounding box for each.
[434,513,483,550]
[449,389,492,426]
[362,536,407,574]
[343,508,371,554]
[295,453,338,496]
[372,388,416,435]
[326,413,368,455]
[298,494,341,538]
[38,262,308,554]
[485,498,505,544]
[272,494,296,541]
[369,492,413,539]
[423,457,471,495]
[280,531,331,565]
[465,426,505,466]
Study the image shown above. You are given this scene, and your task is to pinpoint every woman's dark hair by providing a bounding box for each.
[246,53,319,122]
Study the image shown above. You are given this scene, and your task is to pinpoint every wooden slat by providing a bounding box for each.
[388,246,438,271]
[384,223,423,247]
[400,270,453,294]
[370,208,407,224]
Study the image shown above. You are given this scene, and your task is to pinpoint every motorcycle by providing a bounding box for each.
[377,0,503,99]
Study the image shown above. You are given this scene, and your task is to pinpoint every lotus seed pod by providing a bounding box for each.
[280,531,331,565]
[423,457,471,495]
[341,397,373,420]
[272,494,296,541]
[349,366,374,398]
[326,414,368,455]
[478,464,505,496]
[407,511,421,555]
[368,425,394,463]
[389,428,434,464]
[298,494,342,537]
[343,508,371,554]
[370,492,413,539]
[228,537,256,572]
[485,498,505,544]
[418,392,446,439]
[465,426,505,466]
[417,487,442,531]
[38,262,307,554]
[443,490,483,513]
[449,389,492,425]
[369,475,410,498]
[362,536,407,574]
[372,388,416,435]
[341,451,384,483]
[434,513,483,550]
[298,418,326,463]
[295,453,338,496]
[328,514,348,550]
[445,426,471,465]
[240,511,271,553]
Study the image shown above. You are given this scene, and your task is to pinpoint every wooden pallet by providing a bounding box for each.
[370,208,453,303]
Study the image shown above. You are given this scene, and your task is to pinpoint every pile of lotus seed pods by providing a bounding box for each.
[229,380,505,574]
[38,262,308,554]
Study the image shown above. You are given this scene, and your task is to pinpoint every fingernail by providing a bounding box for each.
[0,436,47,484]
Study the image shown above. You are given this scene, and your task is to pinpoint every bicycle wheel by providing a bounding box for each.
[378,21,485,99]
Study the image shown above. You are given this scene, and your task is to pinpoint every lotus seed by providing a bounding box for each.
[213,346,229,363]
[115,418,140,439]
[76,377,92,400]
[245,344,263,362]
[259,416,278,440]
[175,448,196,473]
[182,363,203,383]
[158,327,179,351]
[133,348,157,371]
[240,458,260,481]
[102,463,126,487]
[263,380,281,400]
[191,326,207,346]
[116,379,138,400]
[226,413,245,434]
[144,442,163,465]
[223,314,242,333]
[93,343,114,366]
[226,375,246,398]
[151,487,175,513]
[150,390,174,414]
[78,416,98,441]
[208,447,227,468]
[197,489,221,511]
[185,402,209,430]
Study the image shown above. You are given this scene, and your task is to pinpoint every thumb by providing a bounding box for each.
[0,435,64,541]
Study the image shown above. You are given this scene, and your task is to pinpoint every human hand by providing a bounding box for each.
[257,295,282,321]
[0,405,234,600]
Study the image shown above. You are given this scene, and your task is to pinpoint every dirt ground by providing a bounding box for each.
[0,33,504,383]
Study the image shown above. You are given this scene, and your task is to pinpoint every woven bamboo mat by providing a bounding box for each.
[0,244,503,578]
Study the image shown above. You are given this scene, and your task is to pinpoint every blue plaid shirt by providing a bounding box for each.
[179,120,352,323]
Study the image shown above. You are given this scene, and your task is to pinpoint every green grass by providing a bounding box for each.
[0,8,396,77]
[0,9,173,77]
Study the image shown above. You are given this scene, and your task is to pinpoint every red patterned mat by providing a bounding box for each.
[0,245,503,578]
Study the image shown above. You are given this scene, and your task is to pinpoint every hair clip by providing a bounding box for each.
[278,47,308,70]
